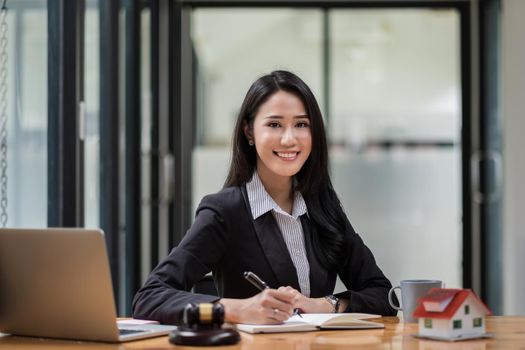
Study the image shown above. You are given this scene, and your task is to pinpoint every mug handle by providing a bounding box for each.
[388,286,402,311]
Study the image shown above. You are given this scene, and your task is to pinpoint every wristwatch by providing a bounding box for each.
[324,295,340,313]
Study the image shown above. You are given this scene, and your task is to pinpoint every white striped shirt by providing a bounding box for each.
[246,172,311,297]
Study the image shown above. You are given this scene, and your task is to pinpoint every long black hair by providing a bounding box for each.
[225,70,347,269]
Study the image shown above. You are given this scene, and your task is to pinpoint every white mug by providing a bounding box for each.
[388,279,442,322]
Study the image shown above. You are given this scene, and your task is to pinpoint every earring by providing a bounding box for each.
[248,140,254,146]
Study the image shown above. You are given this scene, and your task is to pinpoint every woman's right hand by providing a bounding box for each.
[219,289,295,324]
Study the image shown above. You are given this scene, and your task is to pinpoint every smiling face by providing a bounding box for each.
[244,90,312,185]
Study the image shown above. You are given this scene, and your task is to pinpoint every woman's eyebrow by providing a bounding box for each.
[263,114,310,119]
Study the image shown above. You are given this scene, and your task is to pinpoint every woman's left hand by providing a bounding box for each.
[277,286,334,314]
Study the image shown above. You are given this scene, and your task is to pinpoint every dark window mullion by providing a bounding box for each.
[169,0,183,247]
[459,0,473,292]
[48,0,85,228]
[479,0,502,314]
[123,0,143,316]
[158,0,173,258]
[149,0,160,270]
[99,0,121,313]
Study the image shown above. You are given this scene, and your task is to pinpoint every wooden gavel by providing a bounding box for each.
[169,303,240,346]
[182,302,225,329]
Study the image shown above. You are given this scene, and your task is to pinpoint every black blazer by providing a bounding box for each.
[132,185,397,324]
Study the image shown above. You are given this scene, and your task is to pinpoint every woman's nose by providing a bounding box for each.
[281,127,296,146]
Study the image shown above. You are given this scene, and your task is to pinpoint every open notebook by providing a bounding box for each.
[236,313,384,334]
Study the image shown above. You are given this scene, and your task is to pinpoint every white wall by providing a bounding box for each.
[502,0,525,316]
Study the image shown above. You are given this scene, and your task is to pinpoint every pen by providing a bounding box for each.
[243,271,269,291]
[243,271,302,318]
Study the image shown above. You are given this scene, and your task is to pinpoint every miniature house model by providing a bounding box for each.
[413,288,492,340]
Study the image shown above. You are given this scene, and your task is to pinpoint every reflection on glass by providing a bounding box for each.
[330,9,462,289]
[7,1,47,227]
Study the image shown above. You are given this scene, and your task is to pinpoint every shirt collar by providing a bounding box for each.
[246,172,308,220]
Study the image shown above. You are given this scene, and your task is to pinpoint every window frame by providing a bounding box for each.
[424,318,433,328]
[473,317,483,327]
[453,319,463,329]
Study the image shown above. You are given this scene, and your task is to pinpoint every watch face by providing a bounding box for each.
[325,295,339,312]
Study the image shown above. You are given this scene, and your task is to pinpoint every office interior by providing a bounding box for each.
[3,0,524,317]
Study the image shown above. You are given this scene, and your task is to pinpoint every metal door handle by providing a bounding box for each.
[161,153,175,204]
[470,150,502,204]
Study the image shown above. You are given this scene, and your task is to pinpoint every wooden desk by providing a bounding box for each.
[0,316,523,349]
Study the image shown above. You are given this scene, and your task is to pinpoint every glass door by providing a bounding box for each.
[5,0,48,228]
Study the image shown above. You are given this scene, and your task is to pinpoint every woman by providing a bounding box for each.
[132,70,397,325]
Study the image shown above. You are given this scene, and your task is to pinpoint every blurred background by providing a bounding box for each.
[4,0,524,316]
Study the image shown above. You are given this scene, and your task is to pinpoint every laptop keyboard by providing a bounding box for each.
[119,328,150,335]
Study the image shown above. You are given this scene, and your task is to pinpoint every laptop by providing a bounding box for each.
[0,228,176,342]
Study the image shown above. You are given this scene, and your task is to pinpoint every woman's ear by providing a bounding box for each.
[243,120,254,144]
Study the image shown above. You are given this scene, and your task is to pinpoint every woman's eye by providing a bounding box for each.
[297,122,310,128]
[268,122,280,128]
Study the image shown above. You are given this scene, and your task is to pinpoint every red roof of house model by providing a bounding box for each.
[413,288,492,319]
